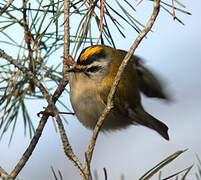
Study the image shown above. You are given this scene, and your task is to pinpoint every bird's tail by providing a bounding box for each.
[130,107,169,140]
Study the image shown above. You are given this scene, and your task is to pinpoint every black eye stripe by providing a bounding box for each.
[86,66,101,73]
[77,49,106,65]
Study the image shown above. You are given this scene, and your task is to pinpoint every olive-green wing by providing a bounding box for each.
[134,56,170,100]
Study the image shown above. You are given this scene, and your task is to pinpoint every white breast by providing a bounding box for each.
[69,73,105,129]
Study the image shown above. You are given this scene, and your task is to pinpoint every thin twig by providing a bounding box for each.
[0,49,51,178]
[96,0,104,44]
[9,111,49,178]
[58,112,75,115]
[0,0,14,16]
[0,49,76,179]
[22,0,35,94]
[162,164,193,180]
[22,0,33,60]
[84,0,161,176]
[0,49,51,102]
[172,0,176,19]
[63,0,70,75]
[60,0,86,178]
[0,166,12,180]
[103,168,108,180]
[53,104,85,178]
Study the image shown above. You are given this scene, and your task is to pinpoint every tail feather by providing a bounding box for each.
[129,107,169,140]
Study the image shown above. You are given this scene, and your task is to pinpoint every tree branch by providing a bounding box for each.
[54,109,85,178]
[0,49,52,178]
[63,0,71,76]
[55,0,86,178]
[0,0,161,179]
[0,49,51,102]
[9,112,49,178]
[22,0,35,93]
[0,48,83,178]
[0,166,12,180]
[84,0,161,176]
[0,0,14,16]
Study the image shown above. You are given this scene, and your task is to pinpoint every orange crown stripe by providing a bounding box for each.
[75,64,86,69]
[80,46,103,61]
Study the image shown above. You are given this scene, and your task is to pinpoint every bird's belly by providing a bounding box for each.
[70,94,132,130]
[70,94,104,128]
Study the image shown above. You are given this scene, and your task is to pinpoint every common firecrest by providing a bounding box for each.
[68,45,169,140]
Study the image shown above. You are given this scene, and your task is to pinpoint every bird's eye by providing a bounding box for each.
[86,66,101,73]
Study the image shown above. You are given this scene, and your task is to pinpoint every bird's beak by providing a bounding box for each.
[67,67,77,72]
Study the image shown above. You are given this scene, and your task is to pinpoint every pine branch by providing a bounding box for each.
[84,0,161,178]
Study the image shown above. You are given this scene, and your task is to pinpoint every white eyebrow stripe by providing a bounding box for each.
[88,58,109,68]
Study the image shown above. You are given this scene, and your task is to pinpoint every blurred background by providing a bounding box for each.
[0,0,201,179]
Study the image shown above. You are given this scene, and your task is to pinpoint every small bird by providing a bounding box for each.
[68,45,169,140]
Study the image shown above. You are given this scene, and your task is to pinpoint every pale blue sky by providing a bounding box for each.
[0,1,201,179]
